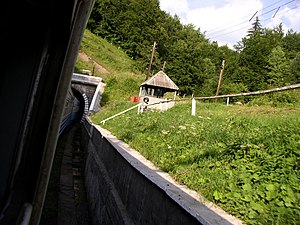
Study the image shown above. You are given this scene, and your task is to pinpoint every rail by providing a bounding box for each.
[101,103,141,124]
[194,83,300,100]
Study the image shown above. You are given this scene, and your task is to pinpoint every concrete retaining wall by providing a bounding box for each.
[82,119,243,225]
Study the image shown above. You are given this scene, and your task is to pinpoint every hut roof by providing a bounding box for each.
[141,71,179,91]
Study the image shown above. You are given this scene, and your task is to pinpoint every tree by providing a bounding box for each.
[283,30,300,60]
[266,46,290,87]
[290,53,300,83]
[165,24,208,94]
[236,19,285,90]
[199,58,218,96]
[247,16,263,37]
[87,0,163,61]
[87,1,299,94]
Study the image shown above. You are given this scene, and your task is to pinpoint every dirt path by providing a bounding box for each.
[77,51,109,74]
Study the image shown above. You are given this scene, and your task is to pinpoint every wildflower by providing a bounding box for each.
[161,130,169,135]
[178,125,186,130]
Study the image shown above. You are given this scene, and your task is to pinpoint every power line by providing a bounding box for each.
[206,0,297,37]
[207,4,281,37]
[207,1,299,40]
[205,0,288,34]
[209,24,251,40]
[261,4,300,23]
[209,3,300,40]
[272,7,281,18]
[207,20,249,37]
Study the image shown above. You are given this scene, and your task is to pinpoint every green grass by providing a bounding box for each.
[75,30,144,105]
[91,103,300,225]
[78,30,137,74]
[76,29,300,224]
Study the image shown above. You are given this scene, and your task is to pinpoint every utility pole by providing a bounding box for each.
[215,60,225,102]
[92,65,95,76]
[146,41,157,81]
[162,61,166,72]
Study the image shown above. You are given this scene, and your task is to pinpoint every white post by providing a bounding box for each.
[160,102,163,112]
[192,98,196,116]
[173,91,176,100]
[226,97,230,106]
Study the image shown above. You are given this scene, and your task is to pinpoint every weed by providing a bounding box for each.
[93,103,300,224]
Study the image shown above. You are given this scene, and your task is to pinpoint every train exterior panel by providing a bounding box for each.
[0,0,95,224]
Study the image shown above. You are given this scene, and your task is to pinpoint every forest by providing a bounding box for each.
[87,0,300,97]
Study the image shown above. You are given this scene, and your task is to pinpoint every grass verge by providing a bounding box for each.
[75,30,144,105]
[91,103,300,225]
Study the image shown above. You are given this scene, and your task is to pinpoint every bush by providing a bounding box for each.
[220,82,248,95]
[248,90,300,107]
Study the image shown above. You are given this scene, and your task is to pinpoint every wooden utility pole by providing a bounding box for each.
[146,41,157,80]
[215,60,225,102]
[92,65,95,76]
[162,61,166,72]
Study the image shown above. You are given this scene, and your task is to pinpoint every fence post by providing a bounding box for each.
[226,97,230,106]
[192,98,196,116]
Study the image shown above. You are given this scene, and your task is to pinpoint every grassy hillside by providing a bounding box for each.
[92,103,300,225]
[76,30,300,225]
[75,29,144,106]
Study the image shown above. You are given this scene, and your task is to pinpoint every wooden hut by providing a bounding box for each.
[139,71,179,111]
[139,70,179,99]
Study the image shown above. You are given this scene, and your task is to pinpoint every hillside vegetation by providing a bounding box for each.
[92,103,300,225]
[88,0,300,96]
[74,0,300,221]
[76,29,300,225]
[75,29,144,106]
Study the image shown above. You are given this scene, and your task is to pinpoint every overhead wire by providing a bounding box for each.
[207,5,282,37]
[260,4,300,23]
[205,0,288,34]
[207,0,298,40]
[209,5,299,40]
[206,0,296,36]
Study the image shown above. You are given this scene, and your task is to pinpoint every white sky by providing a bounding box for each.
[159,0,300,48]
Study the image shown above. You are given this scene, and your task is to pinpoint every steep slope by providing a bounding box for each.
[75,30,145,106]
